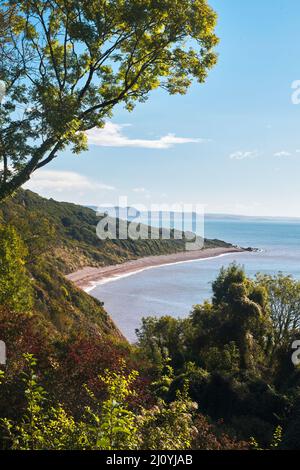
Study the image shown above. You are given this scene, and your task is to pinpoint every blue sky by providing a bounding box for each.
[25,0,300,217]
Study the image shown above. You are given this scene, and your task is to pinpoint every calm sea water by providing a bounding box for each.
[91,217,300,341]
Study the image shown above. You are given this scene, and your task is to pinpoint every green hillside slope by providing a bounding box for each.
[1,189,232,273]
[0,189,232,339]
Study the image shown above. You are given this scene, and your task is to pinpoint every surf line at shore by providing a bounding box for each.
[66,247,251,294]
[84,251,243,293]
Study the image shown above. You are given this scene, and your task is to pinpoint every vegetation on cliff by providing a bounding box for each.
[1,191,300,450]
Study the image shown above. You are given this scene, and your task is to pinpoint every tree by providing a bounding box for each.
[257,273,300,355]
[0,224,33,312]
[193,414,248,450]
[210,264,270,370]
[137,386,198,450]
[83,363,139,450]
[1,354,84,450]
[0,4,15,41]
[0,0,218,201]
[1,355,199,450]
[136,316,188,371]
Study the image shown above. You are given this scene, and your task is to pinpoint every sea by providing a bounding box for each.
[90,216,300,341]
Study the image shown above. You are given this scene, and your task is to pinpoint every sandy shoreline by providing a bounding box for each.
[66,246,245,292]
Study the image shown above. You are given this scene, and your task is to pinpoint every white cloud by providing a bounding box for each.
[273,151,291,157]
[132,187,147,193]
[132,187,152,200]
[86,122,206,149]
[229,150,258,160]
[23,170,115,193]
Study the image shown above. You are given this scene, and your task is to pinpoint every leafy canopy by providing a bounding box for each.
[0,0,218,200]
[0,224,33,312]
[1,354,198,450]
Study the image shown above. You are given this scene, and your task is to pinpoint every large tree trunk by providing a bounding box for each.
[0,139,59,202]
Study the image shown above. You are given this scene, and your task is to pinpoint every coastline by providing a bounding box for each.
[66,246,245,293]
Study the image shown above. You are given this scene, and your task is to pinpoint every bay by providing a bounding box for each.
[91,216,300,341]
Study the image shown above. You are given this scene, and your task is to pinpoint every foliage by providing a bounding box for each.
[192,414,248,450]
[1,190,300,449]
[0,354,216,451]
[1,189,219,274]
[0,0,218,200]
[150,357,175,400]
[136,316,189,372]
[82,363,139,450]
[0,224,33,312]
[198,342,240,374]
[3,263,300,449]
[257,273,300,357]
[136,265,300,448]
[210,264,270,370]
[0,189,232,340]
[137,386,198,450]
[250,425,283,450]
[1,354,136,450]
[1,354,81,450]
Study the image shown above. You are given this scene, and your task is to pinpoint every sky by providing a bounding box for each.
[24,0,300,218]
